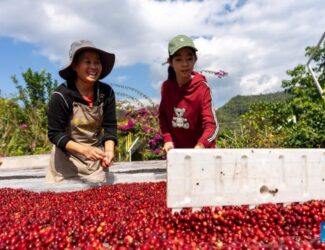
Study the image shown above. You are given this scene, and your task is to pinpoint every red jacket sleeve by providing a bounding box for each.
[158,83,173,143]
[197,87,219,148]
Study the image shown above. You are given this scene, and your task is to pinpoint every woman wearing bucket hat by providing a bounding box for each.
[159,34,219,153]
[46,40,117,182]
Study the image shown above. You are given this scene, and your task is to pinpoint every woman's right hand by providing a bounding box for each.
[66,140,106,161]
[163,142,174,153]
[81,145,106,161]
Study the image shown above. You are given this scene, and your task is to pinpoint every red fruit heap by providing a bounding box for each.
[0,182,324,249]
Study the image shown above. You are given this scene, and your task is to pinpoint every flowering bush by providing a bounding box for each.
[117,104,164,161]
[0,98,52,156]
[111,70,228,160]
[115,69,228,161]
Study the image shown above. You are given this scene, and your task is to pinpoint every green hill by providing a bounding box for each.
[216,91,292,132]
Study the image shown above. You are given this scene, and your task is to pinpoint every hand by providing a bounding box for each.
[82,145,106,161]
[101,150,114,169]
[194,143,205,149]
[163,142,174,153]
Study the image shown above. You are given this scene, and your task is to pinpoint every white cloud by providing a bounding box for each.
[239,74,280,95]
[0,0,325,106]
[116,75,128,83]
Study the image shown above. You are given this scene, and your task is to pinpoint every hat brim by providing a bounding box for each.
[59,47,115,80]
[162,46,198,65]
[170,45,198,56]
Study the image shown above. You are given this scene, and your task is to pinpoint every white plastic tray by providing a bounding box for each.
[167,149,325,209]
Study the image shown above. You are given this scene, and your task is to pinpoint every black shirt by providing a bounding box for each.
[47,80,118,151]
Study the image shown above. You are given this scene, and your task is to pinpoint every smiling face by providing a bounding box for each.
[72,50,103,86]
[169,47,197,86]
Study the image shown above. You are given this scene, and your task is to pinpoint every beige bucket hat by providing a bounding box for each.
[59,40,115,80]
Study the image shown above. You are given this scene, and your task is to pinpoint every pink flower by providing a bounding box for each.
[154,148,161,155]
[127,119,135,129]
[214,70,228,78]
[149,140,157,148]
[200,69,228,79]
[154,134,163,141]
[19,124,28,129]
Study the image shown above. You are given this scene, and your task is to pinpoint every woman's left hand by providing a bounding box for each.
[101,150,114,168]
[194,143,205,149]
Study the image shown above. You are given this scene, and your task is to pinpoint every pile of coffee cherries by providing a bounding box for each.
[0,182,324,249]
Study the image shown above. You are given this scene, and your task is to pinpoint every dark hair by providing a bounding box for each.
[168,65,176,80]
[66,50,84,82]
[167,48,197,81]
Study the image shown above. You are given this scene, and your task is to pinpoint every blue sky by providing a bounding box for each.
[1,0,325,107]
[0,37,154,102]
[0,37,60,95]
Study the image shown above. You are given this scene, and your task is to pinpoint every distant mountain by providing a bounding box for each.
[216,91,292,132]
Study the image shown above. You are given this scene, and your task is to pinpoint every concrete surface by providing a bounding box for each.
[0,154,167,192]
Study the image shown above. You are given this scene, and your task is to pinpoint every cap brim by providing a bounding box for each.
[59,47,115,80]
[169,45,198,56]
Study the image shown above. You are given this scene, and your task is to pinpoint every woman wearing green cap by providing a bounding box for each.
[159,34,219,153]
[46,40,117,182]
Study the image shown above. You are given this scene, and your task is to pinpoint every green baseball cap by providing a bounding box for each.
[168,34,198,56]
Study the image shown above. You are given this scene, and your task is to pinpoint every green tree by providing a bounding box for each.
[239,102,292,147]
[218,40,325,148]
[231,41,325,148]
[281,42,325,147]
[0,68,58,156]
[217,101,292,148]
[11,68,58,108]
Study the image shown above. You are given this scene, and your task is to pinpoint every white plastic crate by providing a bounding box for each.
[167,149,325,209]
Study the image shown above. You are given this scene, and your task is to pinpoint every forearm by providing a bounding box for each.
[199,89,219,147]
[158,110,173,143]
[47,91,72,151]
[104,140,115,152]
[65,140,88,156]
[102,89,118,146]
[65,140,107,161]
[101,140,115,168]
[48,132,71,151]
